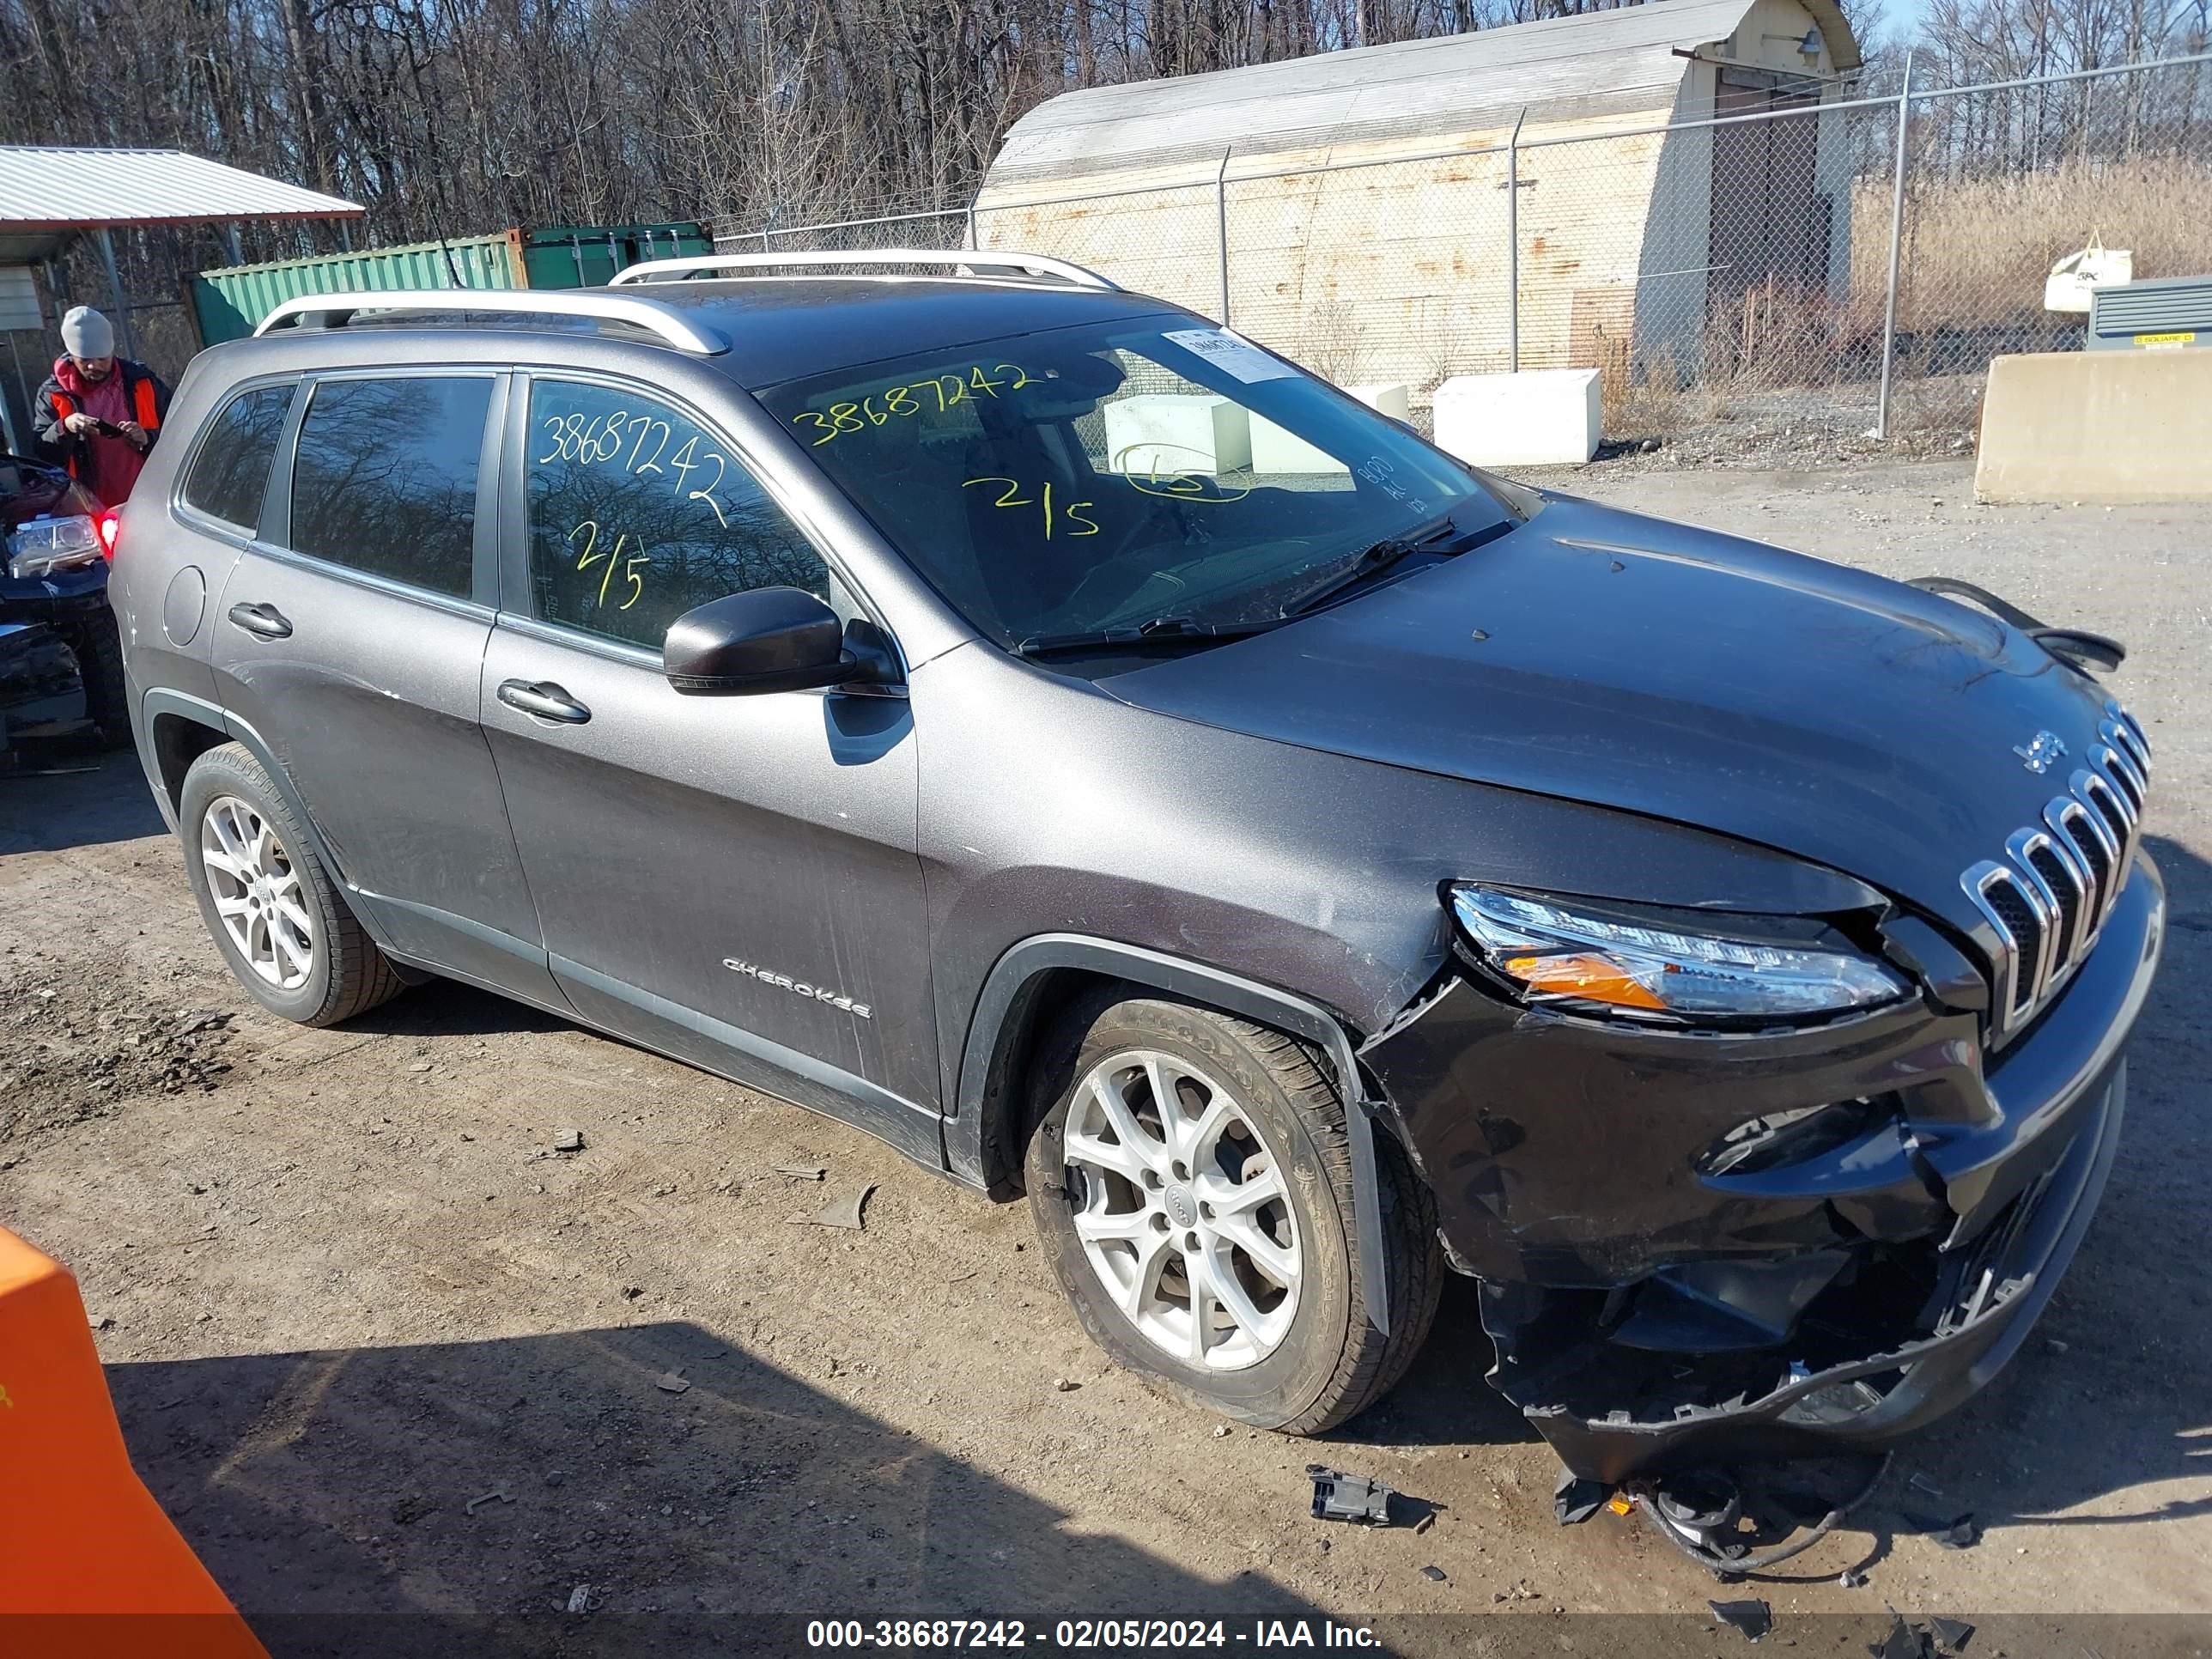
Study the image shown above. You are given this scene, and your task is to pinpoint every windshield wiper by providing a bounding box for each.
[1012,617,1279,659]
[1277,509,1509,619]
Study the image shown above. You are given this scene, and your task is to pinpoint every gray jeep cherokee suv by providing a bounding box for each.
[110,253,2163,1483]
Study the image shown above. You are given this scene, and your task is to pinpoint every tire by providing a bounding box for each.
[1024,988,1443,1434]
[63,610,131,750]
[179,743,403,1026]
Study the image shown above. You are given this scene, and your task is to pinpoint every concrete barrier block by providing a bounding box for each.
[1103,394,1252,476]
[1976,349,2212,504]
[1345,383,1412,421]
[1432,369,1601,467]
[1250,419,1346,475]
[1249,383,1414,474]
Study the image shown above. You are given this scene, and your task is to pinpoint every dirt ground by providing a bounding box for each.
[3,459,2208,1651]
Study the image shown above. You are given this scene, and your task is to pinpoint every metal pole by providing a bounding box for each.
[966,204,978,252]
[96,228,136,361]
[4,333,27,453]
[1507,108,1525,373]
[1215,148,1232,325]
[225,226,245,267]
[1875,51,1915,441]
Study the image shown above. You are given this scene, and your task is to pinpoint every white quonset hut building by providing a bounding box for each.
[975,0,1862,399]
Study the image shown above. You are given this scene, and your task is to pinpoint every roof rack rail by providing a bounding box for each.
[608,248,1120,291]
[252,289,728,354]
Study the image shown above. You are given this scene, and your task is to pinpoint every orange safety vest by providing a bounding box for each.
[46,374,161,481]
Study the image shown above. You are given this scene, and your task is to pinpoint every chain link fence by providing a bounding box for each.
[720,52,2212,455]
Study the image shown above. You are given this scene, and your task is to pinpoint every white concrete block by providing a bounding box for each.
[1249,420,1348,476]
[1345,382,1412,421]
[1102,394,1252,476]
[1432,369,1601,467]
[1249,382,1415,474]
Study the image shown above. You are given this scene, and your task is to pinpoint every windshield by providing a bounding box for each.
[758,316,1519,651]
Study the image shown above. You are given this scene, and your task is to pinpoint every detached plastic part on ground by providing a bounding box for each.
[0,1224,267,1656]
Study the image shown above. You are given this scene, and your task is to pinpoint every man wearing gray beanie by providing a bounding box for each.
[33,306,173,507]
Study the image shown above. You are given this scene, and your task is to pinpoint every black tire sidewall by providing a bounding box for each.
[62,610,131,748]
[179,747,339,1023]
[1025,998,1357,1428]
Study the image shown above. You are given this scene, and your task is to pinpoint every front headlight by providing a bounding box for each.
[1449,885,1911,1024]
[6,514,103,581]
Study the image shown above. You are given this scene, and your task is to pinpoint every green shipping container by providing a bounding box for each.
[190,222,714,347]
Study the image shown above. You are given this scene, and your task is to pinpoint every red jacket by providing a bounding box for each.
[33,356,172,507]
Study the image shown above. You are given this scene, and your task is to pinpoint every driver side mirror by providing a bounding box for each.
[663,587,890,696]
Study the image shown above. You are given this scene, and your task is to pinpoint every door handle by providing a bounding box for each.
[497,678,592,725]
[226,601,292,640]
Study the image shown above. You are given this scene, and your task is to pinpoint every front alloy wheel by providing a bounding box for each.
[1063,1048,1301,1370]
[200,795,316,989]
[1026,992,1443,1436]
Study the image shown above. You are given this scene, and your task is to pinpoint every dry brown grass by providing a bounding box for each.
[1848,153,2212,333]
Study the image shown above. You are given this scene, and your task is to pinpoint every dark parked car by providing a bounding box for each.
[107,255,2162,1482]
[1,452,125,744]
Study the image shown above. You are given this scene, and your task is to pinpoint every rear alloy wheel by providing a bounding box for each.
[179,742,402,1026]
[1027,991,1442,1434]
[200,794,316,991]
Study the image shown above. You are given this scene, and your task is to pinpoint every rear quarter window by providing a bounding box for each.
[288,376,491,599]
[180,384,295,531]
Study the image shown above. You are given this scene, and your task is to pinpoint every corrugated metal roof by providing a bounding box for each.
[985,0,1857,189]
[0,146,363,233]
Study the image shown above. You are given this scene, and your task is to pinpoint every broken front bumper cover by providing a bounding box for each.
[1488,1056,2124,1483]
[1364,855,2163,1484]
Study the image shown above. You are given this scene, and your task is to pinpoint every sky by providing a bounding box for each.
[1879,0,1930,44]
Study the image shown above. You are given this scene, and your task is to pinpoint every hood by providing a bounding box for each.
[1102,495,2119,936]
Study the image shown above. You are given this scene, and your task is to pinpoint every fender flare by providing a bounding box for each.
[952,933,1391,1335]
[140,687,402,957]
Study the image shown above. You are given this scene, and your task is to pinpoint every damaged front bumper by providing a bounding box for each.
[1364,854,2164,1484]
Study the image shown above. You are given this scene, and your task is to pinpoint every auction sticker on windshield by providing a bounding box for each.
[1163,328,1297,383]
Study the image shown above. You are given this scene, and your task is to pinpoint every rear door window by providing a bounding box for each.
[289,376,493,599]
[181,384,294,531]
[520,378,828,650]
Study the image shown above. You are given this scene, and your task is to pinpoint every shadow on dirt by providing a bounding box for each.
[346,977,575,1041]
[0,749,164,855]
[111,1320,1327,1654]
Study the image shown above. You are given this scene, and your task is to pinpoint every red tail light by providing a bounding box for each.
[93,509,120,560]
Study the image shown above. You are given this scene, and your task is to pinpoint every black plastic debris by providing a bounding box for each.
[1872,1612,1929,1659]
[1902,1510,1981,1550]
[1933,1515,1979,1550]
[1308,1465,1394,1526]
[1929,1617,1975,1653]
[1709,1599,1772,1641]
[1554,1468,1611,1526]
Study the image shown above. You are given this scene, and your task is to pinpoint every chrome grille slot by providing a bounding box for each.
[2110,707,2153,770]
[2082,774,2133,865]
[2046,797,2117,938]
[2100,741,2146,813]
[2027,842,2085,961]
[1960,699,2150,1047]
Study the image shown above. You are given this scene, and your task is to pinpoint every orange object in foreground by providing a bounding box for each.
[0,1226,266,1657]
